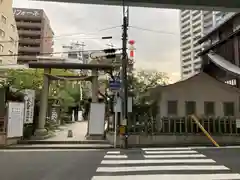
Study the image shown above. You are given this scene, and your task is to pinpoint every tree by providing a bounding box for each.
[1,69,84,104]
[129,69,169,104]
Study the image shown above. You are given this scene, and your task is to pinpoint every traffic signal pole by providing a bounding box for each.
[121,2,129,149]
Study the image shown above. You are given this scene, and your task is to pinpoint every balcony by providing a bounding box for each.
[18,46,40,53]
[16,21,42,29]
[192,10,201,16]
[15,16,42,22]
[181,10,190,18]
[18,30,41,37]
[17,55,37,62]
[19,38,41,45]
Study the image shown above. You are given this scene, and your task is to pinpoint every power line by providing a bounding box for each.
[0,48,122,57]
[129,26,178,35]
[0,25,121,44]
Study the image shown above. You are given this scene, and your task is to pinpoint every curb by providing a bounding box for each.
[17,140,110,145]
[0,146,115,150]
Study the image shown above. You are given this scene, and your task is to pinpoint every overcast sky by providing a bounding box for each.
[13,0,181,82]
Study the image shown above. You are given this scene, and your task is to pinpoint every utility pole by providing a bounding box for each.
[121,1,129,149]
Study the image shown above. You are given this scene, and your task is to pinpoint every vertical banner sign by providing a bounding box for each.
[7,102,25,138]
[23,89,35,124]
[51,108,58,122]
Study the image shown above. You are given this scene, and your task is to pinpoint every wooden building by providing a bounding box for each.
[198,12,240,87]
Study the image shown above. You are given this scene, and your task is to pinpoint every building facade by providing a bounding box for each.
[180,10,230,79]
[0,0,19,64]
[13,8,54,64]
[198,13,240,88]
[144,72,240,136]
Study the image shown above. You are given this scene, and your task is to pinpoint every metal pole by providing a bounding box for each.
[114,92,117,148]
[121,2,129,148]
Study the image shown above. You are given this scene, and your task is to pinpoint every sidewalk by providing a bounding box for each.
[44,121,88,141]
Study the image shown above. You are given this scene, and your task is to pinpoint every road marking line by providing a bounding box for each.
[91,173,240,180]
[104,155,127,159]
[101,159,216,164]
[144,154,206,158]
[144,150,198,154]
[142,147,192,151]
[96,165,229,172]
[107,151,120,154]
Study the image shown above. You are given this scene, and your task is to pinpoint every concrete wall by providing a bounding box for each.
[159,73,240,117]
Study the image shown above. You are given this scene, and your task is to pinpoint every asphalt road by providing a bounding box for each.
[0,149,105,180]
[2,147,240,180]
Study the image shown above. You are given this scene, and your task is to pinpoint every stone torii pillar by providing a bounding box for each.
[91,69,99,103]
[34,68,51,138]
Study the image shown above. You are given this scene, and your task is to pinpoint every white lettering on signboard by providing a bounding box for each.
[23,89,35,124]
[13,9,40,17]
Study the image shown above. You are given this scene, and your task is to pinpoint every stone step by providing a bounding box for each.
[17,140,110,145]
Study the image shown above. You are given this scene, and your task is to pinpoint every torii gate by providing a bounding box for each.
[28,61,114,140]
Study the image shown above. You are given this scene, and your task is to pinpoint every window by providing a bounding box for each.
[68,52,78,59]
[11,24,15,32]
[167,101,178,115]
[0,29,5,38]
[204,102,215,116]
[185,101,196,115]
[0,44,3,52]
[1,15,6,24]
[9,37,14,44]
[8,50,13,55]
[223,102,234,116]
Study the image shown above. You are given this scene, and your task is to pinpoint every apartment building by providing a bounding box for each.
[180,10,229,79]
[0,0,19,65]
[13,8,54,64]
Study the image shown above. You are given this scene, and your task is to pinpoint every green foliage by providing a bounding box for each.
[2,69,85,109]
[129,69,169,104]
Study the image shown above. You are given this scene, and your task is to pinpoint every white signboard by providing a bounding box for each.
[7,102,25,138]
[23,89,35,124]
[89,103,105,135]
[78,111,83,121]
[114,97,133,112]
[236,119,240,128]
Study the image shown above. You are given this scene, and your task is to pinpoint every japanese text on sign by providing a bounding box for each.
[13,9,40,17]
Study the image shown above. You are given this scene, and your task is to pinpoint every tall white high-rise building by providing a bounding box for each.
[180,10,229,79]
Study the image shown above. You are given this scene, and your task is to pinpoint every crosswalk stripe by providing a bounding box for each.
[104,155,128,159]
[144,150,198,154]
[144,154,206,158]
[91,173,240,180]
[101,159,216,164]
[97,165,229,172]
[142,147,192,151]
[107,151,120,154]
[92,148,240,180]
